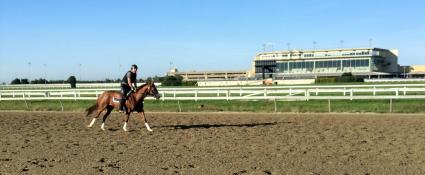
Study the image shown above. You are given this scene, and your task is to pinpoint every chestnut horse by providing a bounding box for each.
[86,82,160,131]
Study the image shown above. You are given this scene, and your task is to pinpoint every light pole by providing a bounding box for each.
[78,64,82,81]
[119,64,122,79]
[369,38,373,48]
[313,41,317,50]
[28,62,31,83]
[340,40,344,48]
[43,64,47,84]
[404,66,406,78]
[286,42,291,51]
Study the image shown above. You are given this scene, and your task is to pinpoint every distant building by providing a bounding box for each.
[402,65,425,78]
[167,68,251,81]
[252,48,399,79]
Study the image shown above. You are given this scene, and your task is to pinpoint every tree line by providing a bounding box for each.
[10,75,197,87]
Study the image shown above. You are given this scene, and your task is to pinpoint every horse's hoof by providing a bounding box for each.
[87,125,92,128]
[147,129,153,132]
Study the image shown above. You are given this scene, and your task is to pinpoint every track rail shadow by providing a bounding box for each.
[158,122,279,130]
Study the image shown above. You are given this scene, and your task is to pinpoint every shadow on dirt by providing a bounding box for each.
[158,122,279,130]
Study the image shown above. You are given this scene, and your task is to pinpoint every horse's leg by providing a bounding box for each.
[100,106,113,130]
[88,107,105,128]
[138,111,153,132]
[123,113,130,132]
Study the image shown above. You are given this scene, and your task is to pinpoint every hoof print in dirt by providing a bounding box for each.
[21,167,29,172]
[233,170,247,175]
[0,158,11,161]
[264,170,272,174]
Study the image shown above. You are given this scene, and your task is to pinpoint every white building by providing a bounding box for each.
[252,47,399,79]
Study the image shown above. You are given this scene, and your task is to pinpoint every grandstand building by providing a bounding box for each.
[167,68,251,81]
[252,48,399,79]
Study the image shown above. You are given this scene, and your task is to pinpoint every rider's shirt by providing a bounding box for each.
[121,71,137,87]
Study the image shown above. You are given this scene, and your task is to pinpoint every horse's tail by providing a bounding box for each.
[86,103,98,117]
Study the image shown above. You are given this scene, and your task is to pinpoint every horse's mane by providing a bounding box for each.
[136,83,149,90]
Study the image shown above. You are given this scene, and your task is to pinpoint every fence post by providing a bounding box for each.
[395,88,399,96]
[217,89,220,97]
[350,89,353,101]
[161,92,165,101]
[23,93,29,110]
[274,97,277,112]
[403,86,406,95]
[289,88,292,96]
[316,88,319,96]
[173,89,176,99]
[373,87,376,96]
[226,90,230,101]
[343,87,346,96]
[177,100,182,112]
[328,99,331,113]
[59,100,64,112]
[240,88,242,96]
[305,89,310,101]
[389,98,393,113]
[74,91,77,101]
[195,90,198,101]
[264,89,267,97]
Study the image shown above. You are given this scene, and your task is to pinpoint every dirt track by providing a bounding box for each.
[1,111,425,174]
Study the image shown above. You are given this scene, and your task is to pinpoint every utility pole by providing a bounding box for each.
[78,64,82,81]
[369,38,373,48]
[43,64,47,84]
[28,62,31,83]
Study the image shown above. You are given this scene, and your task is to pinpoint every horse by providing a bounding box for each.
[86,82,160,132]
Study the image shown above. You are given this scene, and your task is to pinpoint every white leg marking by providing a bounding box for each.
[145,123,153,132]
[101,123,105,130]
[123,122,128,132]
[88,118,96,128]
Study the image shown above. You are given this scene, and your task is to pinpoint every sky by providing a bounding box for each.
[1,0,425,83]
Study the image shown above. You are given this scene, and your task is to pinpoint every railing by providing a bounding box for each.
[1,84,425,101]
[0,83,162,90]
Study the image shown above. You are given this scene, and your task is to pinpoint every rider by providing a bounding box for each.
[119,64,138,112]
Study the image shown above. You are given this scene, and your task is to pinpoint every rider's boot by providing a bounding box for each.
[119,99,126,113]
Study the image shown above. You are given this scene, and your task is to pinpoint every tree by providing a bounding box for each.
[67,76,77,88]
[336,72,363,82]
[11,78,21,84]
[21,79,29,84]
[31,78,48,84]
[162,75,183,86]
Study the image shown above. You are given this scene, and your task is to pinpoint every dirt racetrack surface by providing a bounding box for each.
[1,111,425,174]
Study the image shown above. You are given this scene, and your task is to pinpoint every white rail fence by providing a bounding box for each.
[0,83,162,90]
[2,84,425,101]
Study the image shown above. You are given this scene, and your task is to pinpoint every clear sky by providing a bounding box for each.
[1,0,425,83]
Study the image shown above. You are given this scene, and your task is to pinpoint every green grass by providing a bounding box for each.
[1,99,425,113]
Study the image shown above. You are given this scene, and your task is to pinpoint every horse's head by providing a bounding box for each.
[146,82,161,100]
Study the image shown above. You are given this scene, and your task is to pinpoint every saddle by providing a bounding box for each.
[112,91,133,103]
